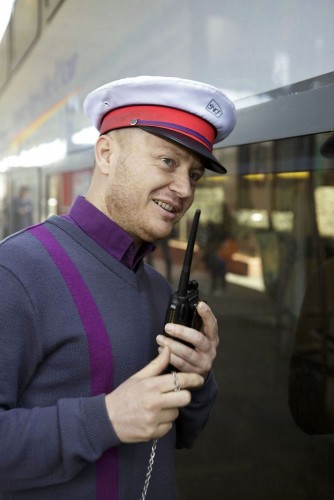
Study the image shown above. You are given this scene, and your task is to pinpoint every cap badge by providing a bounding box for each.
[206,99,223,117]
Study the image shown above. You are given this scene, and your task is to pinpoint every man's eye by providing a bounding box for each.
[162,157,174,166]
[190,171,203,182]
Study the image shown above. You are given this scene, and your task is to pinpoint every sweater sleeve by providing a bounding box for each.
[175,370,218,449]
[0,265,119,491]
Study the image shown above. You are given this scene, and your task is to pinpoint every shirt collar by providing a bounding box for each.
[65,196,155,270]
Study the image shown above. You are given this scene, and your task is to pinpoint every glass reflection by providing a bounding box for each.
[174,132,334,499]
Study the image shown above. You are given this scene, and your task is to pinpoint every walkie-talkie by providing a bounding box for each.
[164,209,202,347]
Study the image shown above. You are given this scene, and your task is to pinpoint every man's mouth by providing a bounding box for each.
[153,200,176,213]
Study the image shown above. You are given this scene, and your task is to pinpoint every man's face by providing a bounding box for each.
[100,129,204,245]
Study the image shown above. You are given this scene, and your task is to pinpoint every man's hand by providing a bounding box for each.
[156,301,219,378]
[105,347,204,443]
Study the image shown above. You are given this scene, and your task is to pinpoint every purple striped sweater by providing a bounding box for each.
[0,213,218,499]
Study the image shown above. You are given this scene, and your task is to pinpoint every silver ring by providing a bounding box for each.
[171,371,181,392]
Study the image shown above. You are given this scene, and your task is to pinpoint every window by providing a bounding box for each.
[11,0,40,70]
[0,31,9,89]
[173,132,334,498]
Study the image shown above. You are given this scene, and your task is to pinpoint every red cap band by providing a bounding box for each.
[100,105,216,151]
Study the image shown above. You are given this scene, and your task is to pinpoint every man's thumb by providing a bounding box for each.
[134,346,171,379]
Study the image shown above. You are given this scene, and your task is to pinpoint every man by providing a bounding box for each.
[0,76,236,499]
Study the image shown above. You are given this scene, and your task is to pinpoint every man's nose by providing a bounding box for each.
[169,170,193,199]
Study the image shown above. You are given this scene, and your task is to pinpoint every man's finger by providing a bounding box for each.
[133,346,171,379]
[197,301,218,339]
[161,371,205,395]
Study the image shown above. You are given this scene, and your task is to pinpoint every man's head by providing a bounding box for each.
[83,76,236,244]
[84,75,236,174]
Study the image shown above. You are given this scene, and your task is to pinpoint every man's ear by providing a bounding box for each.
[94,134,113,175]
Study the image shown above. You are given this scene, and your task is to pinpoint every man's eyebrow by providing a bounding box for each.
[190,160,205,173]
[194,166,205,177]
[162,144,203,164]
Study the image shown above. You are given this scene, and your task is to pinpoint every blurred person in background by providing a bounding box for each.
[13,186,33,232]
[0,76,236,499]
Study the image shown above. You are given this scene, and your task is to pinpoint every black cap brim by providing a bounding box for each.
[140,126,227,174]
[320,132,334,159]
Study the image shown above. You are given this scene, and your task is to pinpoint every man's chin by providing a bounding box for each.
[146,226,173,243]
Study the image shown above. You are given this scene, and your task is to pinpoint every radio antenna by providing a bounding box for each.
[177,209,201,297]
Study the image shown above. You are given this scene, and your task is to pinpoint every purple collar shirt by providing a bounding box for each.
[63,196,155,270]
